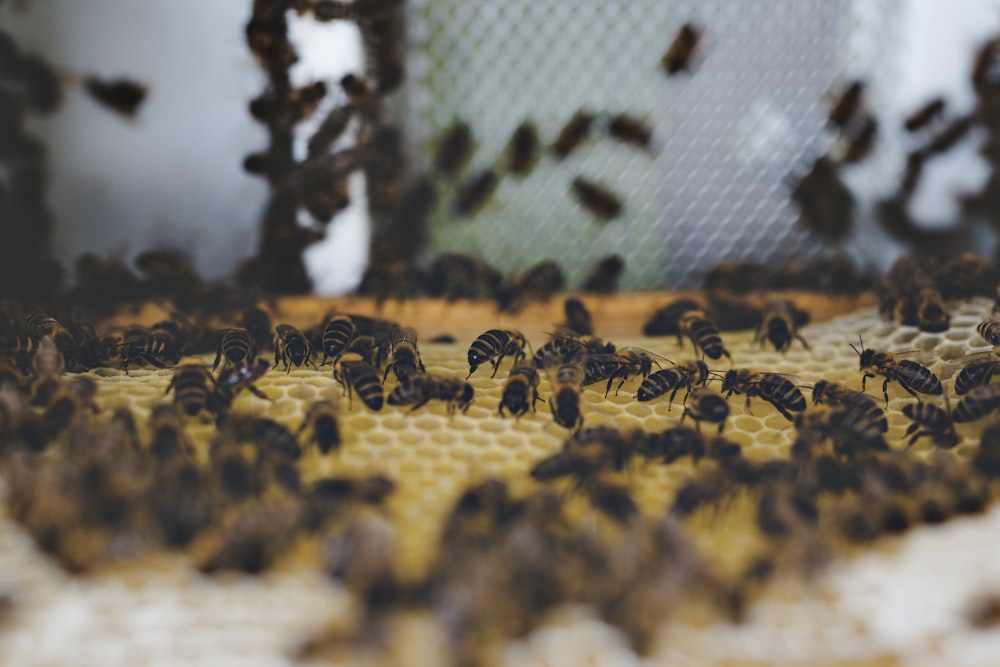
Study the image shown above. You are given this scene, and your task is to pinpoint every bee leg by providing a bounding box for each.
[903,422,920,445]
[531,389,542,411]
[246,384,269,401]
[273,348,280,369]
[772,402,794,421]
[744,396,754,416]
[408,397,432,412]
[861,373,870,393]
[164,375,176,395]
[212,347,223,372]
[489,357,502,379]
[881,379,891,406]
[382,365,392,384]
[307,358,319,371]
[466,365,477,380]
[498,403,507,418]
[717,420,725,434]
[795,334,811,350]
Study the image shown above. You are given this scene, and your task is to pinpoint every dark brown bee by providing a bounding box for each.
[149,403,194,461]
[238,306,273,354]
[548,357,585,429]
[434,119,474,176]
[42,377,98,439]
[571,176,622,222]
[297,399,341,455]
[904,97,946,132]
[973,37,1000,89]
[229,416,302,462]
[199,502,300,575]
[792,406,889,462]
[827,80,864,129]
[661,22,701,75]
[636,360,709,406]
[583,348,659,396]
[934,252,997,300]
[339,73,382,123]
[210,359,271,416]
[681,386,729,433]
[978,319,1000,346]
[902,401,959,449]
[467,329,527,378]
[607,113,653,149]
[307,1,357,21]
[560,297,593,336]
[532,332,614,369]
[273,324,317,372]
[503,121,540,176]
[852,338,942,406]
[165,358,215,417]
[424,253,504,301]
[316,315,354,367]
[579,254,624,293]
[721,369,806,421]
[530,426,634,481]
[452,168,499,217]
[307,104,354,158]
[118,328,180,374]
[212,328,257,372]
[642,299,701,337]
[82,77,147,117]
[640,425,705,464]
[386,372,474,414]
[499,359,541,418]
[810,379,887,432]
[334,354,384,411]
[551,111,594,158]
[788,155,855,242]
[922,115,974,156]
[755,300,810,352]
[383,326,424,384]
[678,309,730,361]
[953,385,1000,423]
[839,115,877,164]
[498,260,565,313]
[955,350,1000,395]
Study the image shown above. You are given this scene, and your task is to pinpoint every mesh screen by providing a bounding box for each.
[400,0,901,289]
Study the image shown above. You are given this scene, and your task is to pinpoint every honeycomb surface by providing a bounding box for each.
[1,298,1000,666]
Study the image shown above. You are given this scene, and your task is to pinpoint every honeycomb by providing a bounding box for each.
[1,296,1000,667]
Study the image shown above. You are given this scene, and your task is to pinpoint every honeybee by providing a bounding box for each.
[425,253,504,301]
[533,332,614,368]
[550,111,594,158]
[467,329,527,378]
[42,377,98,439]
[229,416,302,462]
[810,379,887,432]
[530,426,634,481]
[497,260,565,313]
[678,310,731,361]
[792,406,888,462]
[273,324,317,372]
[237,306,273,353]
[165,358,215,417]
[548,357,585,429]
[978,319,1000,346]
[661,22,701,75]
[827,80,865,129]
[902,401,959,449]
[298,399,341,455]
[317,314,354,365]
[904,97,946,133]
[788,155,854,242]
[82,77,147,117]
[606,113,653,149]
[851,338,942,406]
[571,176,622,222]
[149,404,195,461]
[210,358,270,416]
[642,299,701,337]
[954,349,1000,395]
[838,115,878,164]
[383,326,425,384]
[755,299,810,352]
[386,372,474,414]
[212,328,257,372]
[499,359,541,418]
[559,297,593,336]
[434,119,474,176]
[334,357,384,411]
[636,360,709,407]
[583,348,660,396]
[681,386,729,433]
[199,502,300,575]
[953,385,1000,423]
[721,369,806,421]
[934,252,997,300]
[579,254,624,293]
[640,425,705,464]
[118,328,180,374]
[307,104,354,158]
[452,168,499,217]
[339,73,382,123]
[504,120,540,176]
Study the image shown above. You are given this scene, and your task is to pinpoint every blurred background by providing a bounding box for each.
[3,0,1000,294]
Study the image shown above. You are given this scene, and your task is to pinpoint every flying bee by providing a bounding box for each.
[721,369,806,421]
[902,401,959,449]
[953,384,1000,423]
[503,120,540,176]
[838,115,877,164]
[334,355,384,411]
[579,254,624,293]
[434,119,474,176]
[467,329,527,378]
[499,359,541,418]
[851,337,942,406]
[827,80,865,129]
[307,104,355,158]
[339,73,381,123]
[661,22,701,75]
[756,300,810,352]
[212,328,257,372]
[82,77,147,117]
[452,168,499,217]
[571,177,622,222]
[606,113,653,149]
[297,399,341,455]
[548,356,585,430]
[681,386,729,434]
[386,372,474,414]
[383,326,425,384]
[559,297,593,336]
[978,319,1000,346]
[273,324,317,372]
[551,111,594,158]
[678,310,731,361]
[636,360,710,407]
[904,97,946,133]
[165,358,215,417]
[810,379,887,433]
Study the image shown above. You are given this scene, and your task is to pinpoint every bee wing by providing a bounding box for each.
[941,349,996,371]
[893,348,943,364]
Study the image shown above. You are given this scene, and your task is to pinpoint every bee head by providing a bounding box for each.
[720,369,738,393]
[811,379,827,404]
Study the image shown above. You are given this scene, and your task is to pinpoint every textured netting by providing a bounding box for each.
[401,0,900,289]
[1,298,1000,665]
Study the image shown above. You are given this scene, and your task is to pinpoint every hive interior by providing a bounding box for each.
[1,296,1000,666]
